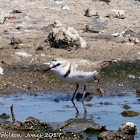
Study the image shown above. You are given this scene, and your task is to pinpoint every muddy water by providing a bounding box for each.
[0,91,140,139]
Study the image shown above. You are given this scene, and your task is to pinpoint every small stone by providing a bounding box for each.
[10,37,22,45]
[121,111,139,117]
[16,26,22,30]
[85,25,101,33]
[54,99,60,103]
[91,89,106,96]
[0,10,7,24]
[36,45,44,51]
[0,113,10,119]
[85,8,99,17]
[100,102,112,105]
[99,0,111,3]
[123,105,131,110]
[0,67,3,75]
[136,89,140,93]
[12,10,22,13]
[62,6,70,10]
[112,10,126,19]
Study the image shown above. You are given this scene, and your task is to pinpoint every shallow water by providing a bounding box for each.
[0,91,140,139]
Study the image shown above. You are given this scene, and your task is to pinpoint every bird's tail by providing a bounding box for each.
[95,60,112,68]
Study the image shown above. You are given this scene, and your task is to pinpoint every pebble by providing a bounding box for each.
[0,67,3,75]
[62,6,70,10]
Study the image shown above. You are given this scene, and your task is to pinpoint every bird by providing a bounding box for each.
[45,58,110,113]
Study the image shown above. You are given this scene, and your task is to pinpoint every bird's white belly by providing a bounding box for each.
[54,70,98,83]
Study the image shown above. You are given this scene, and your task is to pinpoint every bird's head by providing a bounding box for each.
[44,58,67,72]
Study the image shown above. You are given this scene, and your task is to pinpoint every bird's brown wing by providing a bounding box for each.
[69,59,101,72]
[69,59,110,72]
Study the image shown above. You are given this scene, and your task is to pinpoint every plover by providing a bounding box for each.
[45,58,110,113]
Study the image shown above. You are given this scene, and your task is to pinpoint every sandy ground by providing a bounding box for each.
[0,0,140,94]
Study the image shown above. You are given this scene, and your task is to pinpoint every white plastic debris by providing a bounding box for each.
[15,52,32,57]
[0,67,3,75]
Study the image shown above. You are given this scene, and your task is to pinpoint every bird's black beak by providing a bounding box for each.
[44,63,60,72]
[44,67,51,72]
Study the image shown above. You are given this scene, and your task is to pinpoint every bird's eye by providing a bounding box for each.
[52,59,57,61]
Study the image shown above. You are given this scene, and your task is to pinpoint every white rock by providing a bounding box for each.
[112,10,126,19]
[54,20,63,27]
[0,9,7,24]
[120,122,136,129]
[55,1,63,4]
[0,67,3,75]
[15,52,32,57]
[35,53,45,57]
[85,8,99,17]
[62,6,70,10]
[111,32,120,37]
[135,38,139,43]
[79,36,87,48]
[48,20,87,48]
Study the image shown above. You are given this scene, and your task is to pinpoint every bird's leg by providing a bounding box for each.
[82,84,87,114]
[82,84,87,102]
[71,83,79,114]
[71,83,79,101]
[94,75,100,83]
[71,100,79,114]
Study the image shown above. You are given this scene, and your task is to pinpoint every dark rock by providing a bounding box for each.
[93,0,111,3]
[85,8,99,17]
[118,122,136,135]
[100,102,112,105]
[0,113,10,119]
[54,99,60,103]
[85,104,93,107]
[85,126,107,135]
[91,88,106,96]
[10,37,22,45]
[16,26,22,30]
[36,45,44,51]
[98,131,134,140]
[76,92,93,101]
[123,105,131,110]
[86,19,106,33]
[98,122,136,140]
[85,25,101,33]
[12,10,22,13]
[61,118,101,133]
[136,89,140,93]
[121,111,139,117]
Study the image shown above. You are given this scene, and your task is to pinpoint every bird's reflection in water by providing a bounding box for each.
[71,92,93,119]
